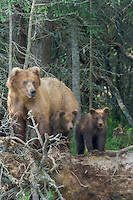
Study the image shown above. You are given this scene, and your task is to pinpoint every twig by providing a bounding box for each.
[0,187,19,199]
[28,110,43,147]
[70,170,90,188]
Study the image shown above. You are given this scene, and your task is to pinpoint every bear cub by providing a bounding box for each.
[50,109,78,137]
[75,107,109,154]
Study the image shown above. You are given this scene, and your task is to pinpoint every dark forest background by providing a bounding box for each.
[0,0,133,150]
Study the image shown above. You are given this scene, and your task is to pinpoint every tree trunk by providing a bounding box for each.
[24,0,36,69]
[70,18,81,118]
[89,0,93,109]
[31,21,53,67]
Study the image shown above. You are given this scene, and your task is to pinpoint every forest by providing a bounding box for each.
[0,0,133,199]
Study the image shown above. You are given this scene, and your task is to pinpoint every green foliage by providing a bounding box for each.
[70,136,77,155]
[24,195,30,200]
[107,116,119,138]
[23,189,55,200]
[106,113,133,150]
[105,127,133,150]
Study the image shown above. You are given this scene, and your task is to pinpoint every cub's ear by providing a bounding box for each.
[103,107,109,115]
[90,108,97,115]
[30,67,40,76]
[72,109,78,116]
[7,68,22,88]
[59,110,65,117]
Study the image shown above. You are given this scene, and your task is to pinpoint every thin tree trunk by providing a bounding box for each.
[9,2,12,74]
[89,0,93,109]
[24,0,36,69]
[70,18,81,118]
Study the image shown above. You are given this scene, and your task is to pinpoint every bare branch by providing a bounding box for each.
[109,41,133,62]
[105,76,133,128]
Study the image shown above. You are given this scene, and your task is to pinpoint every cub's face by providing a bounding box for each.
[90,107,109,129]
[7,67,40,98]
[59,110,78,132]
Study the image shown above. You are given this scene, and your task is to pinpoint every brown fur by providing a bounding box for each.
[75,107,109,154]
[7,67,78,143]
[50,109,78,137]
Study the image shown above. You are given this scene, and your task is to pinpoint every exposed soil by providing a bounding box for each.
[50,149,133,200]
[0,137,133,200]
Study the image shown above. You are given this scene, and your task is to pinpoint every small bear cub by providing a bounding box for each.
[75,107,109,154]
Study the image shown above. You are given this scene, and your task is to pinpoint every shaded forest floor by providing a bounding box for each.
[0,136,133,200]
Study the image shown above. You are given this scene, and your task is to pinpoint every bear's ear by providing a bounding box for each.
[59,110,65,117]
[103,107,109,115]
[10,67,22,77]
[72,109,78,116]
[90,108,96,115]
[7,68,22,88]
[30,67,40,76]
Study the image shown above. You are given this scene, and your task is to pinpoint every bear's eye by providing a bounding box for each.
[66,120,69,124]
[32,81,35,86]
[102,117,104,120]
[23,81,27,86]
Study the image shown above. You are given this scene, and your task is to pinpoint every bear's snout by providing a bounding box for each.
[30,88,36,98]
[68,124,73,131]
[98,123,103,128]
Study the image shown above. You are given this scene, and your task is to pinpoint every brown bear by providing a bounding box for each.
[7,67,78,144]
[50,109,78,136]
[75,107,109,154]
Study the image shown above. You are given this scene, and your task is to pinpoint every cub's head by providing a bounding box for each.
[58,109,78,132]
[90,107,109,129]
[7,67,41,98]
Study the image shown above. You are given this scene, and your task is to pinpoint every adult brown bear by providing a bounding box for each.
[7,67,78,143]
[75,107,109,154]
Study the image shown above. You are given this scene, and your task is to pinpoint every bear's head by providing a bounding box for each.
[59,109,78,133]
[90,107,109,129]
[7,67,41,98]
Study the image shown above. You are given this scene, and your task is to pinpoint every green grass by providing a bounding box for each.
[105,127,133,150]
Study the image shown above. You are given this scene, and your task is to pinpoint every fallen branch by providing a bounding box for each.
[106,145,133,156]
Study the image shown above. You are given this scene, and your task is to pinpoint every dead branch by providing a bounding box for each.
[98,36,133,62]
[109,41,133,62]
[28,110,43,147]
[0,110,66,200]
[106,145,133,156]
[105,76,133,128]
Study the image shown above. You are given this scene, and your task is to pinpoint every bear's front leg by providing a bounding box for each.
[38,118,51,142]
[76,132,85,154]
[97,133,106,151]
[12,116,27,142]
[84,132,93,152]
